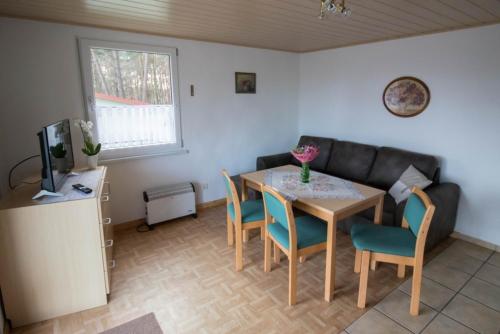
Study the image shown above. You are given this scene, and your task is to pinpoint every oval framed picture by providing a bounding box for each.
[383,76,430,117]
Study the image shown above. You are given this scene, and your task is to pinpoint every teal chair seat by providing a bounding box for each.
[228,199,265,223]
[351,224,416,257]
[267,215,327,250]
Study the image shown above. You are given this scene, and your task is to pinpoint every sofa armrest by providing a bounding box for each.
[256,152,293,171]
[396,182,460,251]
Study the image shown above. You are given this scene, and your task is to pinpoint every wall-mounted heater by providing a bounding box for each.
[143,182,197,226]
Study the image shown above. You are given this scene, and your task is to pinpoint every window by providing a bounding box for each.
[78,39,183,160]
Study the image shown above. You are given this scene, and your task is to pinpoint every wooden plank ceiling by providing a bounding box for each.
[1,0,500,52]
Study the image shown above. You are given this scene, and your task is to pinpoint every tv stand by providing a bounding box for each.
[31,189,64,200]
[0,167,113,328]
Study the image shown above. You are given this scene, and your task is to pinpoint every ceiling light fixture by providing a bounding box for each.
[318,0,352,19]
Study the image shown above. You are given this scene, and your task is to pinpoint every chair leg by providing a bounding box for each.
[357,251,371,309]
[397,264,406,278]
[226,213,234,247]
[260,226,265,240]
[235,228,243,271]
[243,230,249,243]
[264,235,272,272]
[410,264,423,316]
[299,256,306,263]
[370,260,378,271]
[354,249,361,273]
[274,243,281,264]
[289,253,298,306]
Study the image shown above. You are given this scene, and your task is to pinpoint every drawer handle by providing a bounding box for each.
[101,195,110,202]
[105,239,114,248]
[108,259,116,269]
[103,181,111,195]
[103,218,112,225]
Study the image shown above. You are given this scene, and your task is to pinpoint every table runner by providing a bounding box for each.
[264,170,365,201]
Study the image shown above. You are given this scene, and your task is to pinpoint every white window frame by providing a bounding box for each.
[78,38,184,161]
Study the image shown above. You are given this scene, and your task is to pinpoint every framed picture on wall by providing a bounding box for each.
[235,72,256,94]
[383,76,430,117]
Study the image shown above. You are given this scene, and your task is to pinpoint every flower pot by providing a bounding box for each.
[300,162,310,183]
[87,155,99,169]
[54,158,68,173]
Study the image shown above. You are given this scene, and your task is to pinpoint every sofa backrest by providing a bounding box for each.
[295,135,334,171]
[325,140,377,183]
[295,136,440,189]
[366,147,439,190]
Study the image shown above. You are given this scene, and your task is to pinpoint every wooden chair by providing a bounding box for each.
[352,186,435,316]
[222,170,265,271]
[261,184,327,306]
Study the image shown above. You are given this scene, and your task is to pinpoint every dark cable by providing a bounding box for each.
[8,155,41,190]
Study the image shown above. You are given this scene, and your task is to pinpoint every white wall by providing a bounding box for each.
[0,18,299,223]
[298,24,500,246]
[1,18,499,246]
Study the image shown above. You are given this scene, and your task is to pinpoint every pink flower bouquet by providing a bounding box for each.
[291,145,320,183]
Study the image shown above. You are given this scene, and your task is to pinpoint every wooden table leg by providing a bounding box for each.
[241,178,248,201]
[374,195,384,225]
[371,196,384,270]
[324,215,337,302]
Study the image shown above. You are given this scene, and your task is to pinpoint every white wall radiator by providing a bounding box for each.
[143,182,196,225]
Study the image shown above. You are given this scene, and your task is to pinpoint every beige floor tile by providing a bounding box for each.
[374,290,437,333]
[423,260,471,291]
[399,277,455,311]
[421,314,476,334]
[446,239,493,261]
[487,252,500,267]
[346,309,411,334]
[475,263,500,286]
[461,277,500,311]
[442,294,500,334]
[432,249,484,275]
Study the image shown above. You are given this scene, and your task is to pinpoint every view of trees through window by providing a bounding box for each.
[91,48,172,106]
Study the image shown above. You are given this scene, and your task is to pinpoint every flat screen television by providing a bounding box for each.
[38,119,75,192]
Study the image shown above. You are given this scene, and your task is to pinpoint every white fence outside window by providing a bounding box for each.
[95,104,176,150]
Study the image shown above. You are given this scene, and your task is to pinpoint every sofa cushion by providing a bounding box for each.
[367,147,439,190]
[325,140,377,182]
[294,136,334,171]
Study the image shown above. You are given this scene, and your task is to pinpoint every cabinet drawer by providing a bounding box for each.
[99,194,112,246]
[99,180,113,294]
[102,238,114,294]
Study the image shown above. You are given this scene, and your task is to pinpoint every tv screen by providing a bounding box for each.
[38,119,75,192]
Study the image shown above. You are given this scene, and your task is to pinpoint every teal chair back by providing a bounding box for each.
[223,175,234,200]
[261,184,298,251]
[263,191,290,231]
[221,170,241,220]
[404,193,427,237]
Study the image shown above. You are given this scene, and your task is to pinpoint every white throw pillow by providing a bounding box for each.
[389,165,432,204]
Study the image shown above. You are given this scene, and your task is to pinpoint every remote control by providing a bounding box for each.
[72,183,93,194]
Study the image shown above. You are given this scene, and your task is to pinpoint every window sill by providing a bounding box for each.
[98,148,189,164]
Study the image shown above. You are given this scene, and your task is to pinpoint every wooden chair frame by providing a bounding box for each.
[261,184,327,306]
[355,186,435,316]
[222,170,265,271]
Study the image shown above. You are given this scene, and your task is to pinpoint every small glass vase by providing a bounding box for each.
[300,162,310,183]
[87,154,99,169]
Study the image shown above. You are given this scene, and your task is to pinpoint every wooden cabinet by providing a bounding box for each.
[0,167,113,328]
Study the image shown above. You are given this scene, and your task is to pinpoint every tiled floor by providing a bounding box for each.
[345,239,500,334]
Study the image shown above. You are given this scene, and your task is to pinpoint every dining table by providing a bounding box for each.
[240,164,386,302]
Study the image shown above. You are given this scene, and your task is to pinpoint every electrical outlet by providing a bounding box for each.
[201,183,209,190]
